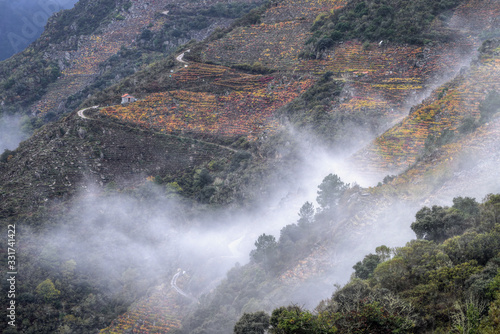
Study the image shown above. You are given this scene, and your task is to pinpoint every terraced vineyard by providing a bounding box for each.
[29,0,265,117]
[203,20,312,69]
[100,285,183,334]
[31,0,167,115]
[100,0,490,146]
[353,42,500,177]
[236,0,500,287]
[203,0,348,69]
[101,69,314,139]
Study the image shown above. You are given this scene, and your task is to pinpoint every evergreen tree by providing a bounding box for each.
[316,174,349,210]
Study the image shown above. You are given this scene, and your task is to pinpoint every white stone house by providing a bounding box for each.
[121,94,137,104]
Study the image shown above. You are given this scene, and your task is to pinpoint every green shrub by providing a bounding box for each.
[308,0,467,52]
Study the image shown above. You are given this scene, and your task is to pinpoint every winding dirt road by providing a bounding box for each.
[171,270,198,303]
[175,49,190,64]
[77,105,99,119]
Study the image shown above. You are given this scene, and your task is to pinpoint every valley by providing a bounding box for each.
[0,0,499,333]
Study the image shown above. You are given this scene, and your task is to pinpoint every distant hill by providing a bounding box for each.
[0,0,78,61]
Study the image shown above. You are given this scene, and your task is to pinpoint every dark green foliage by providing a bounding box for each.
[301,72,337,103]
[231,62,275,74]
[316,174,350,210]
[0,149,15,163]
[482,194,500,229]
[20,115,45,133]
[233,7,264,26]
[184,190,500,334]
[194,168,213,188]
[353,253,382,279]
[279,74,387,147]
[298,201,315,227]
[140,28,153,41]
[234,311,270,334]
[383,175,396,184]
[0,55,61,109]
[148,2,264,52]
[452,197,480,218]
[443,231,500,266]
[458,116,479,134]
[316,37,335,51]
[424,128,456,153]
[230,151,252,171]
[334,302,412,333]
[269,305,337,333]
[308,0,467,52]
[250,234,278,270]
[35,279,61,303]
[410,205,473,242]
[438,87,449,99]
[43,0,118,45]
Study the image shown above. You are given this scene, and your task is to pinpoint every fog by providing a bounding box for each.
[25,105,500,331]
[0,114,26,151]
[27,123,419,315]
[17,8,500,329]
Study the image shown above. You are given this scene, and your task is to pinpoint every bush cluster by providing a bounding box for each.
[308,0,467,54]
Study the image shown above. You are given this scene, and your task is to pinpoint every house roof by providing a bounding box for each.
[122,94,134,98]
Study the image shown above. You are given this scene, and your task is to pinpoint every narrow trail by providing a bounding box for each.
[171,270,198,303]
[74,50,260,157]
[175,50,190,64]
[75,105,240,154]
[77,105,100,119]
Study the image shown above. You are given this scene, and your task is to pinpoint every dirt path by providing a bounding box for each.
[77,105,100,119]
[171,270,198,303]
[77,105,240,154]
[175,50,190,64]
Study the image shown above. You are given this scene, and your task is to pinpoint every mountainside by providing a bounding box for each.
[0,108,240,218]
[0,0,499,333]
[0,0,263,118]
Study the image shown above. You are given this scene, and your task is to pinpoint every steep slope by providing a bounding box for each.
[169,6,499,332]
[0,108,237,219]
[176,40,500,332]
[0,0,263,119]
[318,38,500,282]
[198,0,495,150]
[352,39,500,179]
[1,0,499,333]
[286,38,500,301]
[255,194,500,333]
[83,0,491,152]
